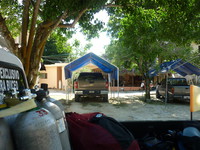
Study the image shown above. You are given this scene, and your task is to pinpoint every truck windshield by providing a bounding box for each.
[78,73,104,80]
[168,78,188,86]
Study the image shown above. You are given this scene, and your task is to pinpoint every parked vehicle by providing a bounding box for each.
[156,78,190,101]
[74,72,109,102]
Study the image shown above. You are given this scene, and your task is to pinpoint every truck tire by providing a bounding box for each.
[156,90,161,99]
[102,94,108,102]
[75,95,80,102]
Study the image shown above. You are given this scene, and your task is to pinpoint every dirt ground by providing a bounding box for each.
[49,89,200,121]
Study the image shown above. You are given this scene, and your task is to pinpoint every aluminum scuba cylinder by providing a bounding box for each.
[47,97,66,120]
[0,118,14,150]
[37,98,71,150]
[11,108,62,150]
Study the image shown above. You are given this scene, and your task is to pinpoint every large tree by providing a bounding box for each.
[0,0,199,89]
[106,0,199,100]
[0,0,120,88]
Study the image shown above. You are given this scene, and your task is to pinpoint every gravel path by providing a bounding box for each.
[49,89,200,121]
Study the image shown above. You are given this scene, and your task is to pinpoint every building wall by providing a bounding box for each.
[39,66,58,89]
[39,63,68,89]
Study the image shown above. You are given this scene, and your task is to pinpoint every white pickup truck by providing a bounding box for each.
[156,78,190,102]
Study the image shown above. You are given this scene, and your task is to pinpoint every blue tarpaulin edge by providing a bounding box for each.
[64,52,119,80]
[149,59,200,77]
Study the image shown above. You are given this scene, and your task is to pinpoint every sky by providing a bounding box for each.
[72,10,111,56]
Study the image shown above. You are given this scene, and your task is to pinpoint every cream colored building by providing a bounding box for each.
[38,63,100,90]
[39,63,68,90]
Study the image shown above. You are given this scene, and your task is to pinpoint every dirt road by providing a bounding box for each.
[49,89,200,121]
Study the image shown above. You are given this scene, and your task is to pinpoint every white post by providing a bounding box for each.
[165,73,168,105]
[108,73,111,99]
[117,69,119,99]
[113,79,115,98]
[65,80,68,104]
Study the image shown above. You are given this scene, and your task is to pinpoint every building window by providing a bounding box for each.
[40,73,47,79]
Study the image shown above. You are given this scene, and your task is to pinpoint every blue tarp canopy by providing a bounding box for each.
[149,59,200,77]
[64,52,119,80]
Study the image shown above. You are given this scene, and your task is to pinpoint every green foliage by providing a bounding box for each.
[79,11,105,39]
[41,0,109,40]
[0,0,110,40]
[107,0,200,44]
[40,0,104,20]
[158,0,200,44]
[44,30,72,56]
[68,42,91,61]
[1,0,199,89]
[105,40,132,70]
[108,8,163,75]
[43,29,78,64]
[0,0,112,63]
[157,42,192,61]
[43,28,92,64]
[106,0,199,75]
[0,0,22,37]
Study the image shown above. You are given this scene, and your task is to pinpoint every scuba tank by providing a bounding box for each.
[11,108,62,150]
[40,84,66,115]
[0,48,62,150]
[40,84,67,121]
[0,118,14,150]
[35,89,71,150]
[47,97,66,120]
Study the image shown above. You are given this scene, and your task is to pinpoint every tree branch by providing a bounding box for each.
[105,1,135,8]
[37,10,69,51]
[44,2,120,29]
[58,23,74,28]
[105,4,122,8]
[21,0,31,58]
[41,20,56,28]
[28,6,96,78]
[57,2,123,29]
[0,14,18,54]
[40,9,70,28]
[25,0,41,75]
[39,40,46,61]
[58,8,87,28]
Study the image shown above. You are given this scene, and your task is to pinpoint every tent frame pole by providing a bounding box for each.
[165,73,168,105]
[117,69,119,99]
[108,73,111,99]
[112,79,115,98]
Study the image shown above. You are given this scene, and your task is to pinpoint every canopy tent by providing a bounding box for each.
[149,59,200,104]
[64,52,119,80]
[64,52,119,99]
[149,59,200,77]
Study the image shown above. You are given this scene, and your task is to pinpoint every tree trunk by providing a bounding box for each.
[145,75,151,101]
[0,14,19,56]
[138,59,151,102]
[1,3,97,88]
[26,25,50,88]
